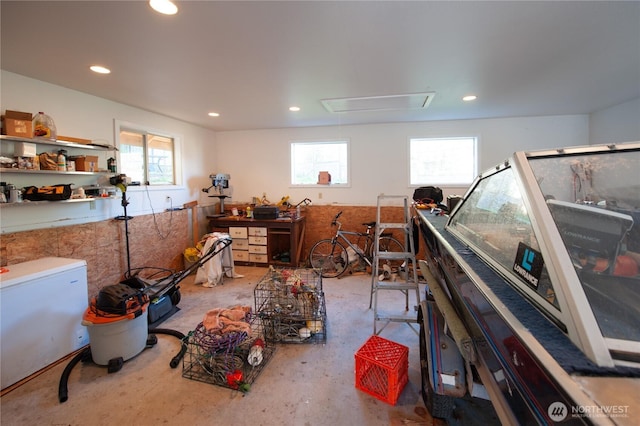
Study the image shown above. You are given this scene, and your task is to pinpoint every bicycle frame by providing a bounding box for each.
[331,227,374,267]
[309,211,405,278]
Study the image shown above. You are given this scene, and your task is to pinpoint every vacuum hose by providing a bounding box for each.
[149,328,187,368]
[58,328,186,403]
[58,346,91,403]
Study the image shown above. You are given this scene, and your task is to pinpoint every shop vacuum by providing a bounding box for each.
[58,175,232,402]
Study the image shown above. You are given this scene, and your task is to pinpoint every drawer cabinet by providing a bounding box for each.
[226,226,268,264]
[228,227,249,260]
[248,244,267,254]
[233,250,249,262]
[233,239,249,250]
[248,227,268,261]
[249,253,269,263]
[248,227,267,237]
[229,227,248,239]
[232,238,249,261]
[248,236,267,245]
[208,216,306,267]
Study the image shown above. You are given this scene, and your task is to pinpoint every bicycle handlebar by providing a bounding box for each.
[331,211,343,226]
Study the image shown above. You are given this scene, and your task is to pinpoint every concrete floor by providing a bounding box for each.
[0,266,450,426]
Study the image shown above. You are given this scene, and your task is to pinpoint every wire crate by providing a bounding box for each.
[260,294,327,344]
[182,314,275,391]
[255,267,322,297]
[355,335,408,405]
[254,267,326,344]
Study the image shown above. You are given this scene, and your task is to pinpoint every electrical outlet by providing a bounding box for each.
[76,328,89,347]
[318,192,323,199]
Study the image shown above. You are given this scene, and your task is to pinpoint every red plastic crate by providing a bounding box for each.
[354,335,408,405]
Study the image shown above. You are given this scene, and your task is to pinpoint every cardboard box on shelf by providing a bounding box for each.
[15,142,37,157]
[69,155,99,172]
[1,110,33,138]
[317,171,331,185]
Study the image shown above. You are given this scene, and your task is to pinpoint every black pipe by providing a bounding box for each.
[58,328,186,403]
[149,328,187,368]
[58,347,91,403]
[116,192,132,275]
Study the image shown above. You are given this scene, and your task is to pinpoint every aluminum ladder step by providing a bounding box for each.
[378,222,411,230]
[374,281,419,291]
[376,251,414,260]
[374,313,419,323]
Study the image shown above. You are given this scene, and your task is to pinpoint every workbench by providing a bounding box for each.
[208,216,306,267]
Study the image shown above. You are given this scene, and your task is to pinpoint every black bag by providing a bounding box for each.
[413,186,443,204]
[96,283,146,316]
[22,184,72,201]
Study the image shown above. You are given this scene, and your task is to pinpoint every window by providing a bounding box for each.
[290,140,349,185]
[119,128,176,185]
[409,137,477,185]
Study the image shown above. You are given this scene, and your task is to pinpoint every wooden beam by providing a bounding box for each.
[183,200,199,246]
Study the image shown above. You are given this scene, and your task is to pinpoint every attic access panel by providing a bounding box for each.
[321,92,435,113]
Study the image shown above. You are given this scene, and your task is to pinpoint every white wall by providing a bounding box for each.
[3,69,605,232]
[1,71,217,233]
[216,115,589,206]
[589,97,640,145]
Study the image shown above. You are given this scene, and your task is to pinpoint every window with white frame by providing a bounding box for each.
[118,127,176,185]
[409,137,477,186]
[290,140,349,185]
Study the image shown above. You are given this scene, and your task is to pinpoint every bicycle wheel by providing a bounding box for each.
[376,236,405,272]
[309,239,348,278]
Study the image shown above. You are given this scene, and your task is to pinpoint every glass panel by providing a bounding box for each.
[410,137,476,185]
[529,150,640,342]
[291,141,348,185]
[449,167,558,309]
[120,130,145,183]
[147,134,174,185]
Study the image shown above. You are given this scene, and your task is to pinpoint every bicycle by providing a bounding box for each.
[308,211,405,278]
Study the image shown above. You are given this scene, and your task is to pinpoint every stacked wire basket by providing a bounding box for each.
[254,268,327,344]
[181,313,275,391]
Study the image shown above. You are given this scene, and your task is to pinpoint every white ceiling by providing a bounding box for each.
[2,1,639,132]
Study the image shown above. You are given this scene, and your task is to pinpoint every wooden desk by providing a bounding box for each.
[208,216,306,267]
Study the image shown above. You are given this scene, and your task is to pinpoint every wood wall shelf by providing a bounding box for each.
[0,168,109,176]
[0,135,115,151]
[0,197,116,208]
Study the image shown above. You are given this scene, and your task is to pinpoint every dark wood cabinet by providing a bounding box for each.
[208,216,306,267]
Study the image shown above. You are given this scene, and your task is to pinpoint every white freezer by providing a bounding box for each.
[1,257,89,389]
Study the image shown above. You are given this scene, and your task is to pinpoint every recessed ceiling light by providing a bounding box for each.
[149,0,178,15]
[90,65,111,74]
[208,112,220,117]
[289,106,301,112]
[462,95,477,102]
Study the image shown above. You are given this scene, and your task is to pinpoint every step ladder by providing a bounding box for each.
[370,195,420,335]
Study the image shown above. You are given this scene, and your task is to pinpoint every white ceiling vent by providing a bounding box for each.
[321,92,435,113]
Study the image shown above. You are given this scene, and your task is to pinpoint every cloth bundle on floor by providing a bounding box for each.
[194,232,235,287]
[192,305,253,353]
[202,305,252,334]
